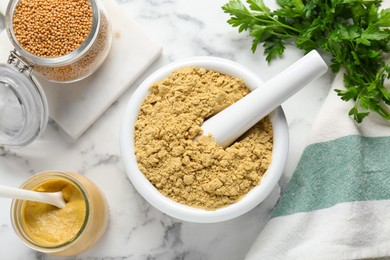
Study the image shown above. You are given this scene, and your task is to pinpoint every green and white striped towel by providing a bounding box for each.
[245,70,390,260]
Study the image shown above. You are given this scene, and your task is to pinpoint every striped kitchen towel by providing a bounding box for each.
[245,71,390,260]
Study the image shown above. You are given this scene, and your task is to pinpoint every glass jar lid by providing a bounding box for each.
[0,55,48,148]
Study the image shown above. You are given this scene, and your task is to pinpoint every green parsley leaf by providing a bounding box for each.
[222,0,390,123]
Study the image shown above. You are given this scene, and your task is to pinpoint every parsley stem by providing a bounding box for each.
[376,104,390,120]
[250,15,300,34]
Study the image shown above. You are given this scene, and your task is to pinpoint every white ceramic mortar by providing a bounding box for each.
[120,56,290,223]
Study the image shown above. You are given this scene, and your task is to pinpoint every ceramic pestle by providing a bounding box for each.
[200,50,328,148]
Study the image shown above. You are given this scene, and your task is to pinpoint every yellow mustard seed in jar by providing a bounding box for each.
[12,0,93,58]
[6,0,112,82]
[33,12,111,82]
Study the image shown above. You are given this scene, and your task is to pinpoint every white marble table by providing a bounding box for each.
[0,0,333,259]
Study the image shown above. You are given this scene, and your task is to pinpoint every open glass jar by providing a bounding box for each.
[5,0,112,83]
[0,0,112,148]
[11,171,109,256]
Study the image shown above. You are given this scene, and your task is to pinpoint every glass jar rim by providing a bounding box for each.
[4,0,100,67]
[10,171,91,252]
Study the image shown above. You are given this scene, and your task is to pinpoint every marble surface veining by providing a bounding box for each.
[0,0,333,259]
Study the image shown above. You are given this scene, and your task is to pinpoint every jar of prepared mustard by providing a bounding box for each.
[10,171,109,256]
[5,0,112,82]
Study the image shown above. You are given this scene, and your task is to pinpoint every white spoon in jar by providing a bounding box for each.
[200,50,328,148]
[0,184,66,208]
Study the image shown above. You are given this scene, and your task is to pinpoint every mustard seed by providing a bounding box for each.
[8,0,112,82]
[33,10,111,82]
[12,0,93,58]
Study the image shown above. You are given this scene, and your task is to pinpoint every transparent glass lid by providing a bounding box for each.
[0,63,48,148]
[0,79,24,139]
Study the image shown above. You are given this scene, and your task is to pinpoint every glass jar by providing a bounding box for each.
[5,0,112,82]
[0,57,48,148]
[11,171,109,256]
[0,0,112,148]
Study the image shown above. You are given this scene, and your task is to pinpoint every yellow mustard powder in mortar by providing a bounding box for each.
[134,67,273,210]
[22,180,86,246]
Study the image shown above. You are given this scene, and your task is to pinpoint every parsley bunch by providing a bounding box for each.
[222,0,390,123]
